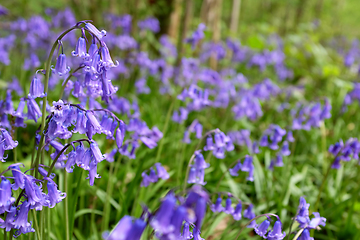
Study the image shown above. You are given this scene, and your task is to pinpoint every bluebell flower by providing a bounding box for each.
[85,22,107,40]
[46,178,66,208]
[274,154,284,167]
[87,159,101,186]
[13,98,26,118]
[1,129,18,150]
[0,177,15,214]
[211,196,224,213]
[126,218,146,240]
[193,227,204,240]
[194,197,206,229]
[0,206,16,231]
[308,212,326,229]
[232,201,242,220]
[90,141,105,163]
[26,98,42,122]
[154,163,169,180]
[65,150,77,173]
[298,229,313,240]
[244,204,256,228]
[151,194,177,234]
[28,76,46,99]
[138,17,160,33]
[100,42,119,69]
[185,23,206,49]
[38,167,55,179]
[224,197,234,214]
[255,219,270,238]
[13,201,33,234]
[86,111,102,133]
[52,53,70,76]
[181,222,193,239]
[107,215,133,240]
[267,221,286,240]
[229,160,242,176]
[11,164,25,190]
[187,167,197,184]
[203,136,215,151]
[72,37,89,58]
[280,141,290,156]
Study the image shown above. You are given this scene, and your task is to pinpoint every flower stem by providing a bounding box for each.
[64,171,70,240]
[59,65,85,99]
[32,209,41,240]
[33,25,78,179]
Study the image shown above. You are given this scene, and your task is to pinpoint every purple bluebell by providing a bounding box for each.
[154,163,169,180]
[11,164,25,190]
[308,212,326,229]
[229,161,242,176]
[138,17,160,33]
[243,204,256,228]
[90,141,105,163]
[224,197,234,214]
[194,196,206,229]
[85,22,107,39]
[12,201,33,233]
[28,76,46,99]
[38,167,55,179]
[26,98,42,122]
[126,218,146,240]
[87,160,101,186]
[1,129,18,150]
[211,196,224,213]
[203,136,215,151]
[0,177,15,214]
[274,154,284,167]
[52,53,70,76]
[232,202,242,220]
[185,23,206,49]
[151,194,176,234]
[267,221,286,240]
[1,206,16,231]
[298,229,313,240]
[46,179,66,208]
[13,98,26,118]
[100,42,119,69]
[107,215,133,240]
[182,222,193,239]
[280,141,290,156]
[255,219,270,238]
[72,37,89,58]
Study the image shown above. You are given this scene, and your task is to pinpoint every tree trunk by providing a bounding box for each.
[176,0,193,66]
[229,0,241,35]
[210,0,223,70]
[294,0,309,28]
[168,0,183,39]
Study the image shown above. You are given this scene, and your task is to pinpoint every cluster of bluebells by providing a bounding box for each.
[141,163,170,187]
[342,82,360,112]
[290,99,331,130]
[295,197,326,240]
[258,124,293,169]
[202,129,234,159]
[210,193,250,223]
[229,155,255,181]
[107,186,208,240]
[0,164,66,237]
[328,138,360,169]
[188,151,210,186]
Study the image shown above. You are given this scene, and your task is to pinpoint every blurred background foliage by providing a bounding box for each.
[1,1,360,240]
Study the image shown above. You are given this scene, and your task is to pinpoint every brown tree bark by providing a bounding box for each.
[168,0,183,39]
[229,0,241,35]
